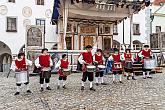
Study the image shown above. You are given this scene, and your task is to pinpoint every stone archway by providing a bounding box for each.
[19,44,25,53]
[133,40,142,50]
[0,41,12,72]
[113,40,120,50]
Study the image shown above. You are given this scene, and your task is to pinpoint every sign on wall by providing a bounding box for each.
[26,25,44,50]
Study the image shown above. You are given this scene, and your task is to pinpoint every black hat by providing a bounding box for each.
[62,54,67,58]
[18,53,25,58]
[113,48,119,52]
[125,48,131,52]
[41,48,48,53]
[144,45,149,48]
[97,49,102,53]
[85,45,92,49]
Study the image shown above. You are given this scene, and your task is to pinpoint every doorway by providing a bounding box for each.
[104,37,112,50]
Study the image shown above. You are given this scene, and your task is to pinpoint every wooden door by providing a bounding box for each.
[84,36,93,48]
[104,37,112,50]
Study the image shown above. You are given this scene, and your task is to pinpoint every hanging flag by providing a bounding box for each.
[51,0,60,25]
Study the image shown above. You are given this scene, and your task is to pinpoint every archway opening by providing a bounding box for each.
[133,40,142,50]
[0,41,12,72]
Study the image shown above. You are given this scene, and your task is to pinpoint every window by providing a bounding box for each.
[133,24,140,35]
[36,19,45,26]
[6,17,17,32]
[36,0,44,5]
[66,37,72,50]
[113,24,118,35]
[156,26,161,33]
[8,0,15,3]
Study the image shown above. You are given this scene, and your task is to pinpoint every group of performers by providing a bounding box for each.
[10,43,154,95]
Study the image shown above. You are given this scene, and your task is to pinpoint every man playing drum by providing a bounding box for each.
[108,48,124,83]
[123,49,136,80]
[55,54,70,89]
[78,45,97,91]
[35,48,53,92]
[93,49,106,86]
[10,53,32,95]
[138,45,153,79]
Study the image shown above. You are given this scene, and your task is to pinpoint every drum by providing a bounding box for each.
[97,65,106,71]
[62,68,71,76]
[86,65,96,72]
[125,61,132,69]
[144,59,156,69]
[15,71,29,84]
[114,63,122,69]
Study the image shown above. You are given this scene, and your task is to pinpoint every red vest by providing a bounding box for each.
[142,49,151,58]
[112,54,121,62]
[15,58,26,70]
[94,54,103,64]
[60,59,69,69]
[82,52,93,64]
[124,53,132,61]
[39,55,50,67]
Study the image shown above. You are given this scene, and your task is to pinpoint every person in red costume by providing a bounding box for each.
[78,45,97,91]
[35,48,53,91]
[10,53,32,95]
[138,45,153,79]
[108,48,124,83]
[123,49,136,80]
[93,49,106,86]
[55,54,70,89]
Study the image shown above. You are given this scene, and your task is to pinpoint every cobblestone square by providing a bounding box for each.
[1,71,165,110]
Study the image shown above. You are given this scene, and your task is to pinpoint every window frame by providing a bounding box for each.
[156,26,161,33]
[113,24,118,35]
[133,23,140,35]
[6,17,17,32]
[8,0,15,3]
[36,0,44,5]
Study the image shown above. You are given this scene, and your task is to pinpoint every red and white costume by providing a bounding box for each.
[35,54,53,71]
[93,53,104,65]
[56,59,70,76]
[109,54,123,71]
[11,58,32,72]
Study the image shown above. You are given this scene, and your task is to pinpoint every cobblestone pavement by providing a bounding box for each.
[1,71,165,110]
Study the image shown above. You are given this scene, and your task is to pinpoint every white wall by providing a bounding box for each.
[114,8,148,45]
[0,0,58,55]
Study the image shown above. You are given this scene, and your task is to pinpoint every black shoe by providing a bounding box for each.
[119,81,123,84]
[46,86,52,90]
[14,92,20,95]
[81,86,84,90]
[143,77,146,79]
[90,87,96,91]
[147,76,152,79]
[27,90,32,94]
[101,83,107,85]
[96,83,99,86]
[40,87,44,92]
[63,85,66,89]
[132,77,136,80]
[57,86,60,89]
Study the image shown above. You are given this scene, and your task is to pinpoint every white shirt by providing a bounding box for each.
[10,58,32,71]
[34,56,53,68]
[55,59,70,69]
[78,46,97,64]
[93,53,105,65]
[108,54,124,61]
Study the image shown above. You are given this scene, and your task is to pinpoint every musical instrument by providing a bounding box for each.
[97,65,106,72]
[15,71,29,84]
[86,65,96,72]
[114,62,122,69]
[62,68,71,76]
[125,61,133,69]
[144,59,156,70]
